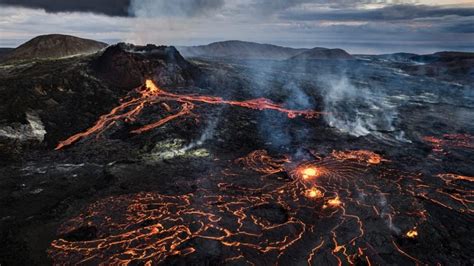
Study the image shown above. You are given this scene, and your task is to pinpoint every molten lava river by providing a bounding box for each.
[48,80,473,265]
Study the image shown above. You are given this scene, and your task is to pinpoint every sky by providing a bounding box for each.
[0,0,473,54]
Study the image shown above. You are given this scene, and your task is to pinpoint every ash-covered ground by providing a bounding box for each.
[0,44,473,265]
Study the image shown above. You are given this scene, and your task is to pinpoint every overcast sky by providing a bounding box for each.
[0,0,473,54]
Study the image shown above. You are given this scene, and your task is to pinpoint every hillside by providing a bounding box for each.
[4,34,107,62]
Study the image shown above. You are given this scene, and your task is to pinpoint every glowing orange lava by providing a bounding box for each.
[306,188,323,199]
[145,79,160,93]
[56,80,323,150]
[236,149,290,176]
[331,150,385,165]
[302,167,318,179]
[327,197,342,207]
[423,134,474,154]
[48,149,473,265]
[406,229,418,239]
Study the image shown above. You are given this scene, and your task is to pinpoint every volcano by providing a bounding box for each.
[0,35,473,265]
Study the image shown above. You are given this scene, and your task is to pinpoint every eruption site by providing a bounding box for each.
[49,149,383,265]
[1,34,472,266]
[55,80,322,150]
[47,146,473,265]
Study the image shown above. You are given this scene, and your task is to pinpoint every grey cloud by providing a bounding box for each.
[251,0,309,14]
[250,0,413,15]
[425,16,474,33]
[0,0,472,53]
[444,22,474,33]
[281,4,474,21]
[0,0,131,16]
[128,0,225,17]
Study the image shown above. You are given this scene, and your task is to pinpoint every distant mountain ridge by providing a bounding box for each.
[178,40,355,60]
[289,47,353,60]
[410,51,474,63]
[4,34,107,62]
[178,40,309,60]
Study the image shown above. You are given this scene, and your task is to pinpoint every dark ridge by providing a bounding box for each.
[289,47,354,60]
[410,51,474,63]
[178,40,308,60]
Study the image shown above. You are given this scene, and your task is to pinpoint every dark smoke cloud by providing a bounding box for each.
[0,0,131,17]
[0,0,225,17]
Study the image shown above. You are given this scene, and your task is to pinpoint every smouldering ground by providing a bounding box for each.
[44,80,473,264]
[47,147,473,265]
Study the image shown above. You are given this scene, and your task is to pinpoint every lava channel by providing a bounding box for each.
[55,80,323,150]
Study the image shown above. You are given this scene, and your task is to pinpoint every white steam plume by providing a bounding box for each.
[320,75,399,138]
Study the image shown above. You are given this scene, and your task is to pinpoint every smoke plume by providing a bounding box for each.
[320,75,398,138]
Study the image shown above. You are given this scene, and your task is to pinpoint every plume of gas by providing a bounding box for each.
[244,61,315,150]
[319,74,400,138]
[378,193,401,234]
[180,108,222,153]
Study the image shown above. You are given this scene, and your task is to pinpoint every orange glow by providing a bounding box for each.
[146,79,160,93]
[327,197,341,207]
[406,229,418,239]
[423,134,474,154]
[49,149,462,265]
[331,150,384,165]
[56,80,322,150]
[306,188,323,199]
[367,157,381,165]
[302,167,318,179]
[236,150,290,176]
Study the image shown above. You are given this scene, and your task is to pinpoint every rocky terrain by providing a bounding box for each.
[360,51,474,84]
[0,36,473,265]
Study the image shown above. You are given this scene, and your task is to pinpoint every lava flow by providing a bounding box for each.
[55,80,322,150]
[235,149,291,176]
[48,147,474,264]
[47,148,399,265]
[423,133,474,154]
[330,150,386,165]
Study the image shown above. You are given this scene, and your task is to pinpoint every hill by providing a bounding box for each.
[178,40,308,60]
[4,34,107,62]
[289,47,353,60]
